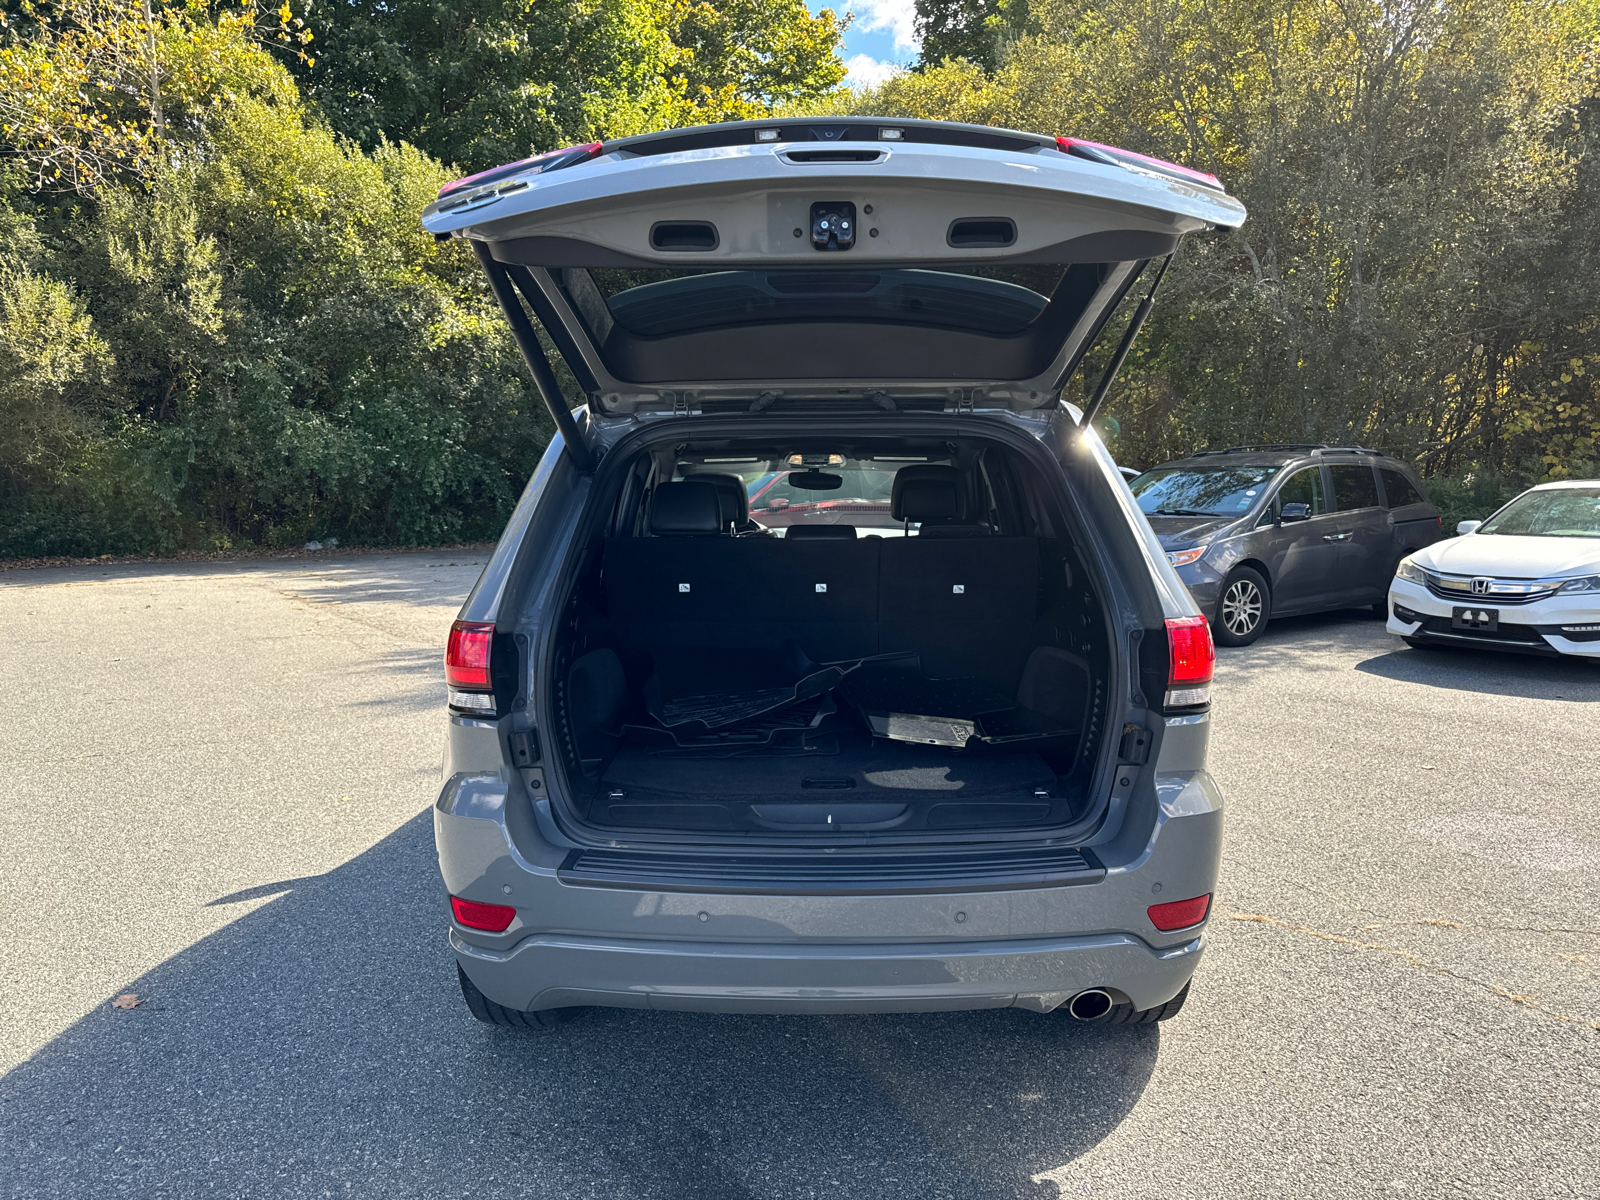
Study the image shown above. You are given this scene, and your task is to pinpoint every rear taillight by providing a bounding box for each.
[1148,893,1211,932]
[446,619,494,690]
[1055,136,1224,192]
[450,896,517,932]
[1165,615,1214,709]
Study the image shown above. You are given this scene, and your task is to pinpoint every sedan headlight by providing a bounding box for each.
[1395,556,1428,584]
[1167,547,1206,567]
[1556,575,1600,594]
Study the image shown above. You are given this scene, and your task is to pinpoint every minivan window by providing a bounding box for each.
[1329,464,1380,511]
[1379,468,1426,508]
[1275,466,1327,515]
[1130,466,1278,516]
[1478,487,1600,537]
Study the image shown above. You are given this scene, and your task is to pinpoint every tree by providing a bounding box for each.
[0,0,311,191]
[913,0,1031,73]
[855,0,1600,478]
[296,0,847,175]
[667,0,846,121]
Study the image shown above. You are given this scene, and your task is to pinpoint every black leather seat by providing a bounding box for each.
[891,465,990,537]
[692,473,767,535]
[648,481,723,536]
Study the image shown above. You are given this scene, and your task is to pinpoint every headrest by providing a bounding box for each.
[891,464,964,522]
[692,473,749,526]
[649,481,722,535]
[785,524,857,540]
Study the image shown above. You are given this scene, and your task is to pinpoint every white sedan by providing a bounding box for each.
[1388,480,1600,658]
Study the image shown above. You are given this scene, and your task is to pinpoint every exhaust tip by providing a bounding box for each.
[1067,989,1114,1021]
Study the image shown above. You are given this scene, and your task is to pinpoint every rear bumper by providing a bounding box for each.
[451,925,1204,1014]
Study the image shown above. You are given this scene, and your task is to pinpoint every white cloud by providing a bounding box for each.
[844,53,903,90]
[848,0,920,54]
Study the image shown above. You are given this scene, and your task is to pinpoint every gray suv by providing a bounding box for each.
[423,118,1246,1026]
[1132,446,1442,645]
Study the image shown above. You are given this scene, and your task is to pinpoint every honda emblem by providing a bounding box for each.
[1470,577,1492,595]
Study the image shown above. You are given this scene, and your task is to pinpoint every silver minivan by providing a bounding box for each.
[423,118,1245,1027]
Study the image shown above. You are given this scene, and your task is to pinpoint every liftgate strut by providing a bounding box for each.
[473,240,598,474]
[1077,253,1175,432]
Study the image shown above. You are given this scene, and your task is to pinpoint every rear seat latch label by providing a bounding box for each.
[952,584,965,593]
[678,583,690,592]
[815,583,827,592]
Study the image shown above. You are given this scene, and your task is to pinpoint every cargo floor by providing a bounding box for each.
[589,733,1078,833]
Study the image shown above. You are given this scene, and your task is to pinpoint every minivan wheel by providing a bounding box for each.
[1213,568,1270,646]
[1103,980,1191,1025]
[457,964,575,1029]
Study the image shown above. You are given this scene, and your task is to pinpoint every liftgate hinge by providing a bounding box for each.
[1117,723,1151,765]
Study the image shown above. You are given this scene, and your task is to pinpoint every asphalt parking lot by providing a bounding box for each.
[1,552,1596,1199]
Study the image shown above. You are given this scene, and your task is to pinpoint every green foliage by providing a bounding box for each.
[668,0,847,120]
[1422,462,1560,536]
[914,0,1033,74]
[857,0,1600,484]
[0,11,552,556]
[296,0,847,174]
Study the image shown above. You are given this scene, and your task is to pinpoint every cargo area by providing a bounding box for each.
[542,434,1115,839]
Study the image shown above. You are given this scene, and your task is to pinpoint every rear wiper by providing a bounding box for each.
[1151,508,1216,517]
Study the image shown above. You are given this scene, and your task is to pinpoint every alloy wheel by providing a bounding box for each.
[1220,579,1263,636]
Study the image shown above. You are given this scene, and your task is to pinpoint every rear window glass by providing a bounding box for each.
[587,266,1068,337]
[1130,466,1279,517]
[677,459,947,535]
[1329,464,1380,511]
[1380,468,1426,508]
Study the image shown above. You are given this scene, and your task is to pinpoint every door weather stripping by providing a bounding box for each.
[1078,254,1175,431]
[473,241,597,474]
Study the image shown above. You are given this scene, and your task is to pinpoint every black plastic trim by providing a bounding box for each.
[558,845,1105,895]
[947,217,1017,248]
[650,220,720,252]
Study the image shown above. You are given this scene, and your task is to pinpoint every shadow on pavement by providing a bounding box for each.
[1355,643,1600,700]
[1,812,1156,1200]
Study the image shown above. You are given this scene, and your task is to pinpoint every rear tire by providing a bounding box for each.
[1213,568,1270,647]
[457,964,575,1029]
[1104,980,1191,1025]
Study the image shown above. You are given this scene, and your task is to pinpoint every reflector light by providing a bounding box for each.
[1148,893,1211,931]
[438,142,603,198]
[446,620,494,690]
[451,896,516,932]
[1055,136,1223,191]
[448,689,495,712]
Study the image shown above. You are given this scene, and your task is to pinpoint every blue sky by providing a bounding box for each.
[818,0,920,89]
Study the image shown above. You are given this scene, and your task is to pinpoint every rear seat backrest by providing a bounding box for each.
[879,537,1039,685]
[603,536,880,661]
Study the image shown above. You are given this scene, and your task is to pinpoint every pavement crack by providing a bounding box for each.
[1229,912,1600,1031]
